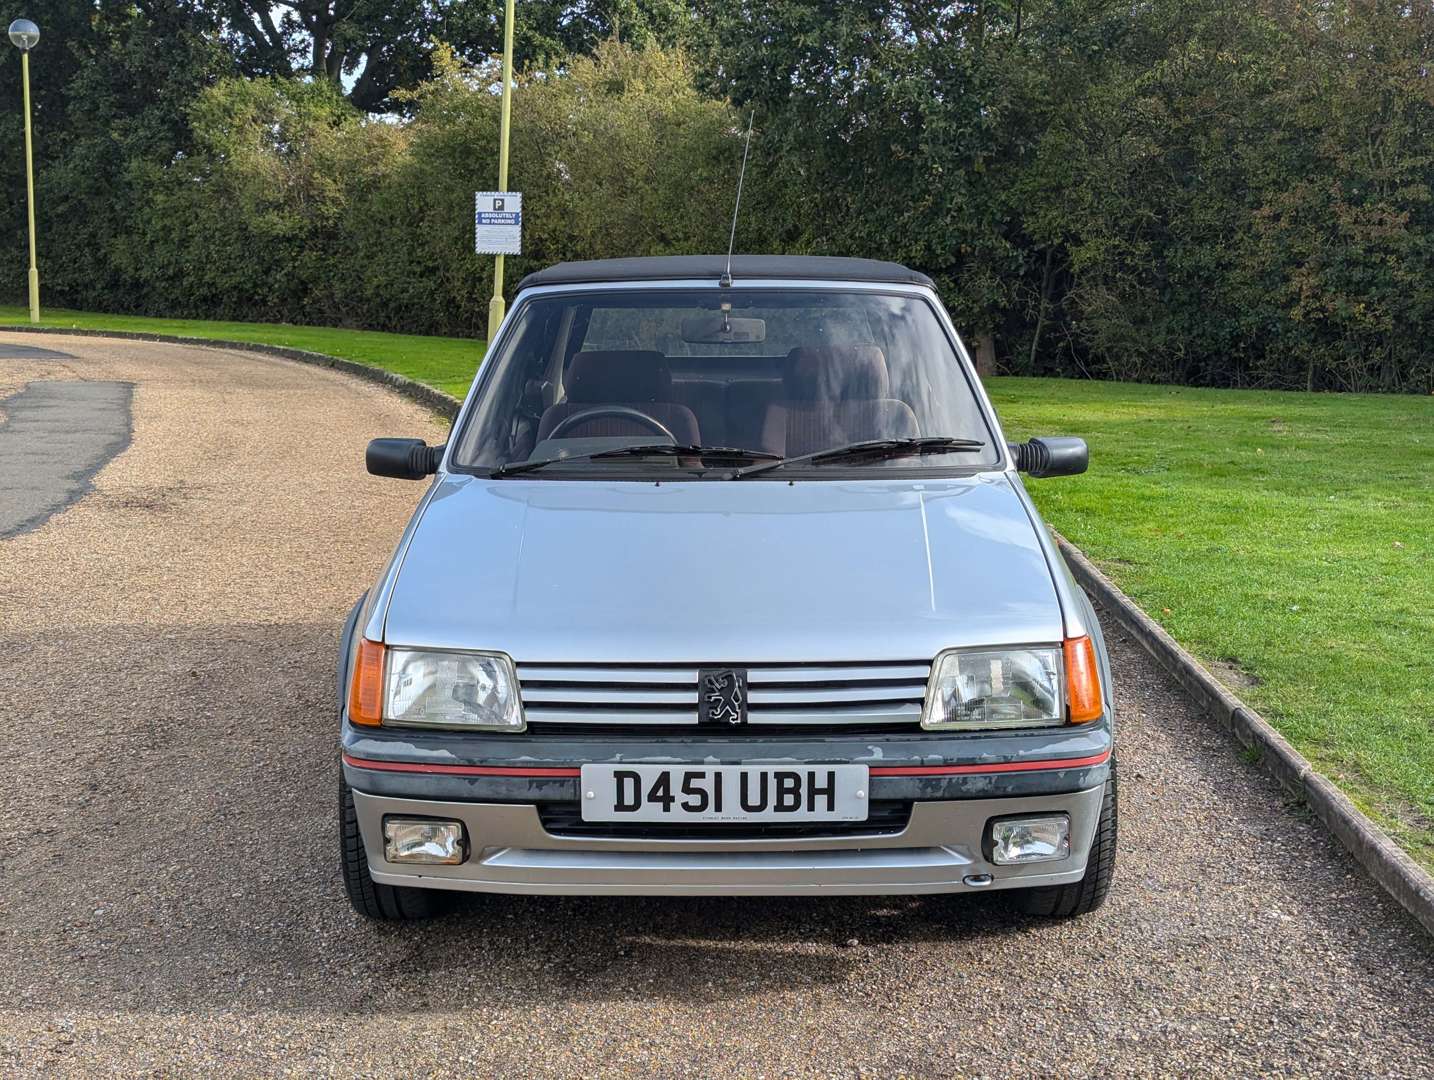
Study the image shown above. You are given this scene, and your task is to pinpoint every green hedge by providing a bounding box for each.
[96,44,733,339]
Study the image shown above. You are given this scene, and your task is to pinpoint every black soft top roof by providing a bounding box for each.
[517,255,935,291]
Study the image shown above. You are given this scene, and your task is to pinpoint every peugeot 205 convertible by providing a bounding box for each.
[339,255,1116,921]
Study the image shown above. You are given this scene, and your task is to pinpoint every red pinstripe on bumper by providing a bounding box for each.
[341,749,1111,779]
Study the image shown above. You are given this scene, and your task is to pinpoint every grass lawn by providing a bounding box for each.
[3,307,1430,867]
[0,306,485,400]
[994,378,1434,867]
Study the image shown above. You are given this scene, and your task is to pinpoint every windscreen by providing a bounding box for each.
[451,288,999,475]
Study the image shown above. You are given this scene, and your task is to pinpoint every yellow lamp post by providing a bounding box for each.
[486,0,516,344]
[8,18,40,323]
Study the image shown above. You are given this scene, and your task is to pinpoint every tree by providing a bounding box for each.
[691,1,1113,340]
[217,0,693,112]
[1238,1,1434,392]
[0,1,230,308]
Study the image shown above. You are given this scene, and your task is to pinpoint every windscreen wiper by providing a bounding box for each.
[491,444,782,478]
[728,437,987,479]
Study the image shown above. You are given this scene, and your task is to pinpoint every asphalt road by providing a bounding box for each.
[0,377,133,538]
[1,333,1431,1078]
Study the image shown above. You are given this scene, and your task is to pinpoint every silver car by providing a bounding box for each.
[340,255,1116,921]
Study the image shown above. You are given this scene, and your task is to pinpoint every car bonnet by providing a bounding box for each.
[379,473,1064,663]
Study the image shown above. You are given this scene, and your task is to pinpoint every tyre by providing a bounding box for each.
[1013,755,1118,918]
[339,772,446,921]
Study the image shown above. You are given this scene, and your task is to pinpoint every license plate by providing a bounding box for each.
[579,764,869,823]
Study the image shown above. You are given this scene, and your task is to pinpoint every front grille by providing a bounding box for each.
[516,721,923,739]
[516,660,930,731]
[538,800,912,840]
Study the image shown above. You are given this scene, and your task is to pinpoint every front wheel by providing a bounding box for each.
[1013,755,1118,918]
[339,772,447,921]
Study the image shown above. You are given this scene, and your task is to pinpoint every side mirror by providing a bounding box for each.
[366,438,445,480]
[1009,436,1088,478]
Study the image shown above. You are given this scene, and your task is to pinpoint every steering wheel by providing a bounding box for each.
[547,405,676,441]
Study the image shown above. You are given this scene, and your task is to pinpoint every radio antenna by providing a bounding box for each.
[720,112,755,288]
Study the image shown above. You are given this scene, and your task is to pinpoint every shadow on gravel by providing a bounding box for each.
[328,891,1036,1007]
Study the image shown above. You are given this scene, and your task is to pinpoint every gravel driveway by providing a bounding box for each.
[1,333,1430,1078]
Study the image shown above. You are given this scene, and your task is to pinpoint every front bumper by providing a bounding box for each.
[343,719,1113,896]
[351,784,1106,896]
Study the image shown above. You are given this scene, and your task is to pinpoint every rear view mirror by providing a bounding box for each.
[367,438,444,480]
[1009,436,1088,478]
[680,314,766,344]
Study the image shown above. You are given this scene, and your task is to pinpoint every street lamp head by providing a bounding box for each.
[8,18,39,50]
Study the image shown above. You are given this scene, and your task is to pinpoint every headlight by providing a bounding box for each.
[921,646,1064,730]
[382,647,525,731]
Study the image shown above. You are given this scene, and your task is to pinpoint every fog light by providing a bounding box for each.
[382,817,467,865]
[989,814,1070,865]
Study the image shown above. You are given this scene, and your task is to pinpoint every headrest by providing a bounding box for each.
[565,350,672,403]
[783,345,890,400]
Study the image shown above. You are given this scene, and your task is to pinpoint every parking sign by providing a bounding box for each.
[475,192,522,255]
